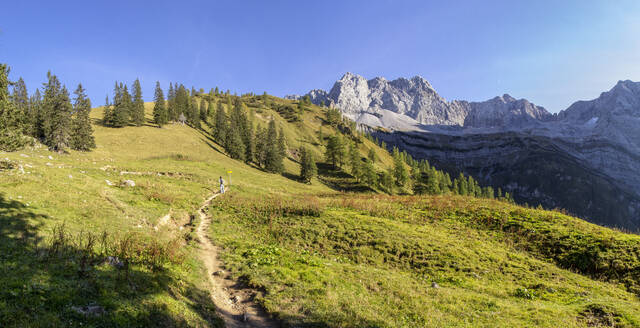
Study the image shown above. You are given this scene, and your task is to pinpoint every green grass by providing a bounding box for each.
[207,193,640,327]
[2,95,639,327]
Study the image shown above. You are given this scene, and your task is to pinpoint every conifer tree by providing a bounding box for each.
[11,77,29,134]
[42,72,72,151]
[254,125,267,167]
[111,82,128,128]
[70,83,96,151]
[277,127,286,162]
[200,98,208,122]
[368,148,376,163]
[381,168,394,193]
[0,64,27,151]
[213,101,228,143]
[102,95,113,126]
[392,147,408,187]
[324,135,341,168]
[226,127,246,161]
[265,119,283,173]
[131,78,145,126]
[299,147,317,183]
[153,81,167,127]
[167,82,176,122]
[121,83,132,124]
[29,88,43,139]
[348,142,361,179]
[362,160,377,186]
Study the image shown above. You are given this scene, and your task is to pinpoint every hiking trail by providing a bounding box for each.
[196,191,279,328]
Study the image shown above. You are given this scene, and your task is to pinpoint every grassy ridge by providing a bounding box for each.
[208,193,640,327]
[0,97,392,326]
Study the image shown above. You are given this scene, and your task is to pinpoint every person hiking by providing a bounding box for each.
[219,176,225,194]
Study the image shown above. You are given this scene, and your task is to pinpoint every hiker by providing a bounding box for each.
[219,176,225,194]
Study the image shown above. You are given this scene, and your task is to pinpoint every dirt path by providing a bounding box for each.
[196,192,279,328]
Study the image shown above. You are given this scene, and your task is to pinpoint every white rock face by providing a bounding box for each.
[301,73,552,130]
[299,74,640,229]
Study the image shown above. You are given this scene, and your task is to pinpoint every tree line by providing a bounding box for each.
[0,64,95,152]
[319,105,514,201]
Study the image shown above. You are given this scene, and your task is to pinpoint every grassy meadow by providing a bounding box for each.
[0,95,639,327]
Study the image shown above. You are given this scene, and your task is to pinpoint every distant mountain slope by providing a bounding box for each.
[295,74,640,230]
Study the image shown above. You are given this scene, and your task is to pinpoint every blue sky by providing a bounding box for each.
[2,0,639,112]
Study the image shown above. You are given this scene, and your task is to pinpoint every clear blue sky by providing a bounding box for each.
[2,0,639,112]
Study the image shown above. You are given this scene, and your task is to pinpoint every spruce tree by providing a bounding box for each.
[363,160,377,187]
[324,135,341,168]
[102,95,112,126]
[265,119,283,173]
[200,98,208,122]
[0,64,27,151]
[348,142,361,179]
[29,88,43,139]
[153,82,167,127]
[70,83,96,151]
[299,147,317,183]
[131,78,145,126]
[167,83,176,122]
[213,101,228,144]
[367,148,376,163]
[121,84,132,124]
[11,77,29,134]
[226,127,246,161]
[392,148,408,187]
[254,125,267,167]
[111,82,128,128]
[42,72,72,151]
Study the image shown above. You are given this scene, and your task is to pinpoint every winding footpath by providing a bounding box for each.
[195,192,279,328]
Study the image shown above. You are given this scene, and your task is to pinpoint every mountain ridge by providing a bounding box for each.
[294,73,640,230]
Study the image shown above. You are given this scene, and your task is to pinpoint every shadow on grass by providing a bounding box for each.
[317,163,374,193]
[0,193,223,328]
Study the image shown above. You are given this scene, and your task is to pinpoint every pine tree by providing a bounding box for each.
[121,83,132,124]
[254,125,267,167]
[362,160,377,186]
[11,77,29,134]
[348,142,361,179]
[381,168,394,193]
[200,98,208,122]
[226,127,246,161]
[167,83,176,122]
[28,88,43,139]
[0,64,28,151]
[213,101,228,144]
[111,82,128,128]
[131,78,145,126]
[153,82,167,127]
[102,95,112,126]
[299,147,317,183]
[190,96,201,128]
[392,148,408,187]
[324,135,341,168]
[277,127,286,162]
[265,119,283,173]
[70,83,96,151]
[367,148,376,163]
[42,72,72,151]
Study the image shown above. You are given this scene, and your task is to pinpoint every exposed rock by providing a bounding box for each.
[121,180,135,187]
[300,72,551,130]
[302,73,640,230]
[431,282,440,289]
[105,180,114,186]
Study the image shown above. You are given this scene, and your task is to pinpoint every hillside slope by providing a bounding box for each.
[0,95,639,327]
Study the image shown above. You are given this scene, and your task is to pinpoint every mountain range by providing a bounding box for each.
[291,73,640,230]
